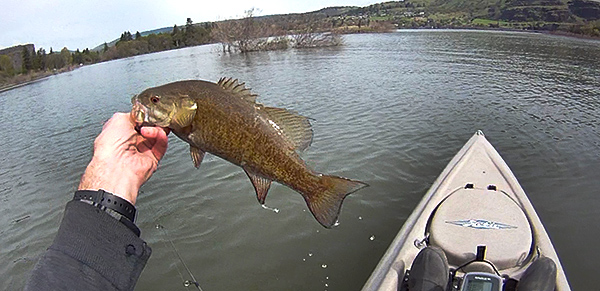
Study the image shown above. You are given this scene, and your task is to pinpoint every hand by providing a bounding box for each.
[78,112,169,205]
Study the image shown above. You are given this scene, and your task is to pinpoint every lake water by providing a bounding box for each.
[1,30,599,290]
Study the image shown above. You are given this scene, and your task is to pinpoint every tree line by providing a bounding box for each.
[102,18,213,60]
[0,18,212,80]
[0,47,93,77]
[2,14,394,85]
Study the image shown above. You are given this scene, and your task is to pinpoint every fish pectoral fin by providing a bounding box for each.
[190,146,205,168]
[172,97,197,128]
[243,168,272,204]
[263,107,313,152]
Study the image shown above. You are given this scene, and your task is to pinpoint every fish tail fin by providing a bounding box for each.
[305,175,368,228]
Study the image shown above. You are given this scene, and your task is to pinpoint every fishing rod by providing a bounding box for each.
[155,223,203,290]
[148,202,203,291]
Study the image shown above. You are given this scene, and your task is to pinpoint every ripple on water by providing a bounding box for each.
[1,30,599,291]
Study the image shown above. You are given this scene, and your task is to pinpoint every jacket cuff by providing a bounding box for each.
[49,200,151,290]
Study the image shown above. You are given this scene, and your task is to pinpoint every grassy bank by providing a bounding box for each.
[0,66,76,93]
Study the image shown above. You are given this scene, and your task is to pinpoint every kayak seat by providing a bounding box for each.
[407,247,449,291]
[427,187,532,271]
[518,257,557,291]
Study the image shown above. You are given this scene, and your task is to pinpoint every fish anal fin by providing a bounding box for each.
[243,168,272,204]
[263,107,313,151]
[190,146,205,168]
[305,175,368,228]
[217,77,258,103]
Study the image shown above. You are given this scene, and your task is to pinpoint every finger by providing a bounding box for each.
[140,127,159,139]
[140,126,170,138]
[151,129,169,161]
[102,112,130,130]
[138,127,169,161]
[95,113,137,153]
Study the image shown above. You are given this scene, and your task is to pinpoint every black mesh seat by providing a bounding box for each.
[408,247,449,291]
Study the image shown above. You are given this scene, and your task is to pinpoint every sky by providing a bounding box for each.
[2,0,381,51]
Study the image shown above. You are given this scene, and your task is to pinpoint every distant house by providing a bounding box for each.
[0,44,35,72]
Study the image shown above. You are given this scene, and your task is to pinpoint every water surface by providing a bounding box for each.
[1,30,599,290]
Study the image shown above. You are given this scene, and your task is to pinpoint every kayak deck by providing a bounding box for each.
[363,131,570,290]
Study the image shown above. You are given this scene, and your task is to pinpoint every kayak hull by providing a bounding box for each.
[363,131,570,290]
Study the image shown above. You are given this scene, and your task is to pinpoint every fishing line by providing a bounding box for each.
[149,204,203,290]
[155,224,203,290]
[154,224,187,286]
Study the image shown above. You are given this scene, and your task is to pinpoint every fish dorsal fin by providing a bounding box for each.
[217,77,258,103]
[263,107,313,152]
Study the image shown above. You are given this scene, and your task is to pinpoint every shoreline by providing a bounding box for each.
[2,27,597,94]
[0,75,51,93]
[395,26,600,41]
[0,66,77,94]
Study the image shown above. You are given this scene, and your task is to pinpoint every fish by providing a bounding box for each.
[131,77,368,228]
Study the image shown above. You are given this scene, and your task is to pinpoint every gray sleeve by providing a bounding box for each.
[25,200,151,291]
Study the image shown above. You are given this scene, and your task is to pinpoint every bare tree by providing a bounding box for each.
[212,9,263,53]
[212,8,343,54]
[292,14,343,48]
[211,20,235,53]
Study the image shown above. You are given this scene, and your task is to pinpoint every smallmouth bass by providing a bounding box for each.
[131,78,368,228]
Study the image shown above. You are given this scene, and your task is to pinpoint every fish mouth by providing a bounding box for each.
[131,97,150,132]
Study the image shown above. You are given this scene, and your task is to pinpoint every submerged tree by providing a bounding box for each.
[211,8,342,53]
[212,8,289,53]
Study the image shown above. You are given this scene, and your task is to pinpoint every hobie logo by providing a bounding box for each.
[446,219,517,230]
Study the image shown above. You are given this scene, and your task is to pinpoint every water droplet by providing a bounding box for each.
[325,283,329,287]
[155,224,164,229]
[358,216,362,220]
[370,235,375,241]
[303,258,306,262]
[321,264,327,268]
[308,253,313,257]
[333,220,340,227]
[183,280,191,287]
[261,204,279,213]
[326,276,329,280]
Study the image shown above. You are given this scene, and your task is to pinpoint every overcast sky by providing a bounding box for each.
[2,0,381,51]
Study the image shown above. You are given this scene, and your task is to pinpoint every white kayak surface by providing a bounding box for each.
[363,130,570,291]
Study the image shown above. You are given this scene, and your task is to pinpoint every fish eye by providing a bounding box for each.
[151,96,160,104]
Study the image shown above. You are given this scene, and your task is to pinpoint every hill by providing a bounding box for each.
[93,0,599,52]
[336,0,599,32]
[92,26,174,51]
[3,0,598,91]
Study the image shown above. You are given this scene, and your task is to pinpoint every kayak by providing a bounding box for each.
[363,131,570,291]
